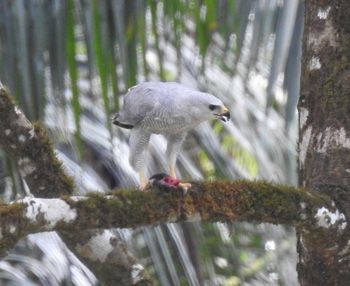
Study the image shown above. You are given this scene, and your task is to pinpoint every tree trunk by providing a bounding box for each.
[298,0,350,284]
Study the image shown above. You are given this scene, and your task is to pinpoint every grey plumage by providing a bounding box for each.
[112,82,230,188]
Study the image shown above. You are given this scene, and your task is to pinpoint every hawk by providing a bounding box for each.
[112,82,230,190]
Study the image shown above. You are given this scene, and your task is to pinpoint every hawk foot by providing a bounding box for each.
[147,173,191,192]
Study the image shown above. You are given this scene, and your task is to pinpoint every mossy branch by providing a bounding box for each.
[0,180,338,258]
[0,86,74,197]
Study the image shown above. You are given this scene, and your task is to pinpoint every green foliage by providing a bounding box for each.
[222,135,258,178]
[66,0,83,159]
[92,0,112,133]
[200,121,258,179]
[148,0,165,80]
[197,0,217,57]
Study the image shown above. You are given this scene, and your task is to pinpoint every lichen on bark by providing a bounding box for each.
[0,87,74,198]
[298,0,350,284]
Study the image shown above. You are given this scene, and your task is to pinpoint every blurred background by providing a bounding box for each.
[0,0,302,285]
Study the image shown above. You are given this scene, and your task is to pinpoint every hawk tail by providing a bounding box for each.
[111,113,134,129]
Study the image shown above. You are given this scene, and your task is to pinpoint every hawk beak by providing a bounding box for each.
[219,106,230,122]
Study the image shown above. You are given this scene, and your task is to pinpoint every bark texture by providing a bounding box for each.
[298,0,350,284]
[0,86,74,197]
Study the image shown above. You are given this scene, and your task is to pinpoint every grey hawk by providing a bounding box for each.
[112,82,230,190]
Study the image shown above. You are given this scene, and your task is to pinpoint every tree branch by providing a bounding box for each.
[59,229,153,286]
[0,86,74,197]
[0,180,338,257]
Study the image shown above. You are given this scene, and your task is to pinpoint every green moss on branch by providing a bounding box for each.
[70,180,333,230]
[0,87,74,197]
[0,180,334,259]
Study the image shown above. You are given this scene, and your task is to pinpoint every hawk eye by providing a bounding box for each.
[209,104,217,111]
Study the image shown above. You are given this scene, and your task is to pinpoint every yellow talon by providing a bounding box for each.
[139,171,147,190]
[170,165,176,178]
